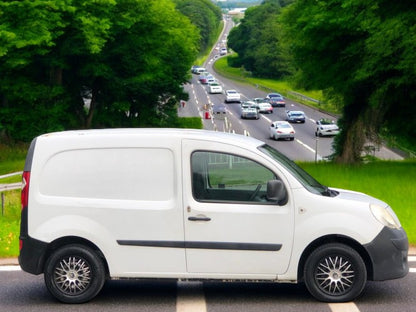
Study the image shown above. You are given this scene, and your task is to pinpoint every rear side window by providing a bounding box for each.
[191,151,278,203]
[40,148,175,201]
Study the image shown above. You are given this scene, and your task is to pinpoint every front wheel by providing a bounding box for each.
[44,244,106,303]
[304,243,367,302]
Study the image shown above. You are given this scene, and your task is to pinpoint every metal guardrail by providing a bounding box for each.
[287,91,320,104]
[0,171,23,180]
[0,172,23,192]
[0,183,22,192]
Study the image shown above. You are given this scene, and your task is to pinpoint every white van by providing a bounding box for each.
[19,128,408,304]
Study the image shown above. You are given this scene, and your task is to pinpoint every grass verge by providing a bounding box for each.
[0,190,20,257]
[213,56,339,113]
[298,160,416,244]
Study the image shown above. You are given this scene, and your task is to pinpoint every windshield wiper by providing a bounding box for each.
[322,186,339,197]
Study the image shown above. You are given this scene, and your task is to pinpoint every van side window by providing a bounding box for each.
[191,151,280,203]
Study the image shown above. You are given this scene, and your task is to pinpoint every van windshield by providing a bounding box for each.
[258,144,336,197]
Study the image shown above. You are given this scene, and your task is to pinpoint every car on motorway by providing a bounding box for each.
[220,47,227,55]
[191,65,200,73]
[208,82,223,94]
[212,103,227,117]
[266,93,286,107]
[206,77,216,85]
[253,98,273,114]
[286,110,306,123]
[315,118,340,136]
[225,89,241,103]
[193,67,206,74]
[240,101,259,119]
[199,74,214,84]
[270,121,295,140]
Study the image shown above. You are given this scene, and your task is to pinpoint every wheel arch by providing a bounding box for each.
[43,236,110,278]
[297,234,373,282]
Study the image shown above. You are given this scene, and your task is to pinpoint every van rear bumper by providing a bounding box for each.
[364,226,409,281]
[18,235,48,275]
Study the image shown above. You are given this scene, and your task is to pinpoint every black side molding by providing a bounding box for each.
[117,240,282,251]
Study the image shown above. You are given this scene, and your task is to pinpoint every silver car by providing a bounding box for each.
[241,101,259,119]
[270,121,295,140]
[315,118,340,136]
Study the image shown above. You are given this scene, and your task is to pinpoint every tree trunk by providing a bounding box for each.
[85,87,97,129]
[335,117,366,164]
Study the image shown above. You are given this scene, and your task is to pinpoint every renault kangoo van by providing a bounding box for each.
[19,129,408,303]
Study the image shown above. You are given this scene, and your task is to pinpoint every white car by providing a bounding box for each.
[270,121,295,140]
[315,118,340,136]
[240,101,259,119]
[253,98,273,114]
[209,82,223,94]
[225,89,241,103]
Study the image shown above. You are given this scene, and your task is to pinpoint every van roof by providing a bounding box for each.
[37,128,264,149]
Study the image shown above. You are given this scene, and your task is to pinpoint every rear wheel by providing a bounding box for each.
[304,243,367,302]
[44,244,106,303]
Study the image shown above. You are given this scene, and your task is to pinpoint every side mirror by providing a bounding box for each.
[267,180,287,204]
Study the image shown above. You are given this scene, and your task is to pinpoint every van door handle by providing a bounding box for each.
[188,215,211,222]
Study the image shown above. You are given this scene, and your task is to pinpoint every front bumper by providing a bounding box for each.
[319,129,340,136]
[364,226,409,281]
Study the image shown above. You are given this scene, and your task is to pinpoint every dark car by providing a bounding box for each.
[286,110,306,123]
[266,93,286,107]
[212,103,227,115]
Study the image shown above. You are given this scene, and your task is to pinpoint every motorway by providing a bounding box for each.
[182,74,336,162]
[180,17,403,162]
[182,62,403,162]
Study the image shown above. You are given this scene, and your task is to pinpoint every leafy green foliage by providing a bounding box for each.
[280,0,416,162]
[175,0,222,54]
[227,0,294,78]
[226,0,415,163]
[0,0,202,142]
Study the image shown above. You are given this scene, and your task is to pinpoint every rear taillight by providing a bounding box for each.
[21,171,30,210]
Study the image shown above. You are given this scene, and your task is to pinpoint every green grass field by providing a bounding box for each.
[298,160,416,243]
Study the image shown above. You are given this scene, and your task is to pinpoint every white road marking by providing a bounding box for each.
[0,265,21,271]
[176,281,207,312]
[408,256,416,262]
[296,138,315,153]
[329,302,360,312]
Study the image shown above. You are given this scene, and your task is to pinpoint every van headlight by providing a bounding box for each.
[370,204,401,229]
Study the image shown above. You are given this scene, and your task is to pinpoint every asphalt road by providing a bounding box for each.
[0,257,415,312]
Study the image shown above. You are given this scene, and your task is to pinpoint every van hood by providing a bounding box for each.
[331,188,388,207]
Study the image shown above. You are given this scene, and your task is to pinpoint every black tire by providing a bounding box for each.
[44,244,106,303]
[304,243,367,302]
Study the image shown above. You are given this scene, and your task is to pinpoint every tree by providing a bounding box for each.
[175,0,222,54]
[281,0,416,162]
[0,0,200,141]
[227,0,293,78]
